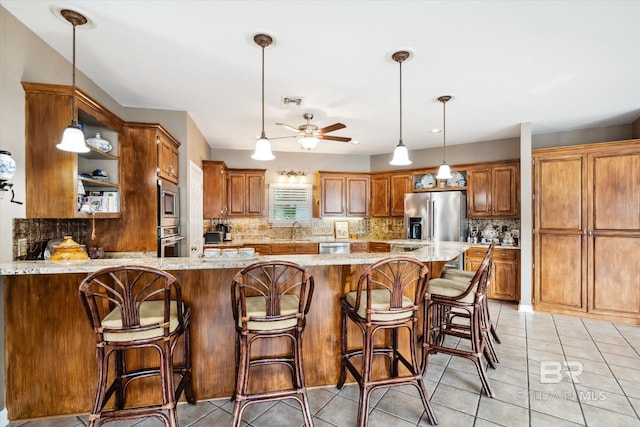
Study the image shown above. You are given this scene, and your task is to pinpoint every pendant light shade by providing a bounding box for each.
[390,144,411,166]
[252,132,275,161]
[436,95,453,179]
[389,51,412,166]
[251,34,275,161]
[56,9,89,153]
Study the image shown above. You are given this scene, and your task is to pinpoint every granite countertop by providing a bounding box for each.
[0,241,471,276]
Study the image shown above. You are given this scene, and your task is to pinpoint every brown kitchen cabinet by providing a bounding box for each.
[533,140,640,323]
[98,122,180,252]
[157,129,180,184]
[318,172,370,217]
[465,247,520,302]
[227,169,266,217]
[368,242,390,253]
[203,160,228,218]
[23,82,123,219]
[350,242,369,253]
[370,173,412,217]
[467,161,519,218]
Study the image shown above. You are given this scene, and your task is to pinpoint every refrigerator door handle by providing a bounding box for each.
[431,200,436,241]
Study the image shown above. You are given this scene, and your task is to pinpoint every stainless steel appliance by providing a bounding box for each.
[216,223,232,241]
[158,226,185,257]
[205,231,224,244]
[404,191,467,268]
[158,179,180,227]
[318,242,351,254]
[158,179,184,257]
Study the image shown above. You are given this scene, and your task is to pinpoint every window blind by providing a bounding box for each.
[268,183,313,226]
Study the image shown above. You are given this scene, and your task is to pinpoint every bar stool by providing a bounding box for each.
[426,247,496,397]
[440,249,501,345]
[434,243,500,365]
[78,265,196,427]
[230,261,315,427]
[337,257,438,427]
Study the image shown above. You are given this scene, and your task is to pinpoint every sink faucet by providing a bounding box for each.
[291,221,302,240]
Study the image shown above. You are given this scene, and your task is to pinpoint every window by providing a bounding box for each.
[268,183,313,226]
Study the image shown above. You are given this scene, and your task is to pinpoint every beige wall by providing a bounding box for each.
[211,148,371,183]
[532,124,633,149]
[370,137,521,172]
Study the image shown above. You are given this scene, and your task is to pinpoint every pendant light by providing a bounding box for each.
[436,95,453,179]
[56,10,90,153]
[389,51,412,166]
[251,34,275,161]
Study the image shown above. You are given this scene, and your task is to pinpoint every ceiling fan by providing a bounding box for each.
[273,113,352,150]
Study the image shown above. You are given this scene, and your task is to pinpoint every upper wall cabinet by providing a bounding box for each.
[157,130,180,184]
[318,172,370,217]
[467,161,519,218]
[227,169,266,217]
[23,82,124,219]
[370,173,412,217]
[202,160,228,218]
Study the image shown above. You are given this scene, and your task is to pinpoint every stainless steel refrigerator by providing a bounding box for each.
[404,191,467,267]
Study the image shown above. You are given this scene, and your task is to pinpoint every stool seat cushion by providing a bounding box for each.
[243,294,300,331]
[102,300,180,342]
[345,289,413,321]
[428,279,476,304]
[442,268,475,282]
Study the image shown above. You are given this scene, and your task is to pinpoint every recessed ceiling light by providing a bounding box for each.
[350,140,360,145]
[431,128,442,133]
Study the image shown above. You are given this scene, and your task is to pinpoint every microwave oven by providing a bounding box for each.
[158,179,180,227]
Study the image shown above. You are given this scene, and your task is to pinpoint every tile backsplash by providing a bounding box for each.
[11,216,520,260]
[12,218,89,260]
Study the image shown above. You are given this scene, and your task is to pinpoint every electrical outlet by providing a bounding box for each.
[18,238,27,257]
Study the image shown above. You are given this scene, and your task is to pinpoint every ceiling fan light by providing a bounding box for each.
[390,142,411,166]
[298,136,319,150]
[251,136,275,161]
[57,123,89,153]
[436,162,452,180]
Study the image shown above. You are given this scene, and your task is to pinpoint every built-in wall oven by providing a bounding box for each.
[158,179,184,257]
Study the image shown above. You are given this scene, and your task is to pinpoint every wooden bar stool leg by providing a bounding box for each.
[337,306,349,389]
[391,327,399,377]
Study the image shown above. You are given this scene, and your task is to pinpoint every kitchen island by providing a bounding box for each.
[0,242,469,421]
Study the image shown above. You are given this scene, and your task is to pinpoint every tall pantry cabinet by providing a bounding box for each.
[533,139,640,324]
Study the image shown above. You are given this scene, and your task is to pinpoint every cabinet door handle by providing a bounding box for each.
[589,229,594,237]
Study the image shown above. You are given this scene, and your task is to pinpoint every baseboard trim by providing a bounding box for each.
[518,303,534,313]
[0,408,8,427]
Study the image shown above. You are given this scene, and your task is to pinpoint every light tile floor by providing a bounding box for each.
[9,302,640,427]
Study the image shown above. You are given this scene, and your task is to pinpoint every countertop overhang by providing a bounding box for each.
[0,241,471,276]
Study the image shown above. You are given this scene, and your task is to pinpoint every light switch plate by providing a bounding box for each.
[17,238,27,257]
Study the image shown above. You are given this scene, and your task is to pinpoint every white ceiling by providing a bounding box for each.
[3,0,639,156]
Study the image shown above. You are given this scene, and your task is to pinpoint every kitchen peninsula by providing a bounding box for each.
[0,242,469,421]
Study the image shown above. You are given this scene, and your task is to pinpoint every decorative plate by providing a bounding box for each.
[86,132,113,153]
[447,171,465,187]
[418,173,436,189]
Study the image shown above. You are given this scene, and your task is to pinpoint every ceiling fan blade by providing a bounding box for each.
[319,135,352,142]
[318,123,346,134]
[275,123,300,132]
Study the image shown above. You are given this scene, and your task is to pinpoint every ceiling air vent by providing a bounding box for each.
[281,96,303,106]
